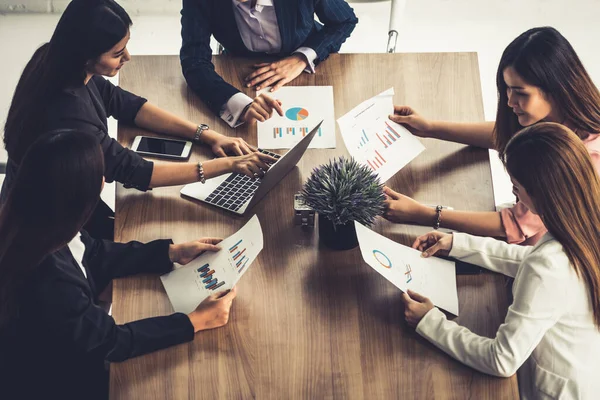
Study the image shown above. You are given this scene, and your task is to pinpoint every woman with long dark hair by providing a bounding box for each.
[384,27,600,246]
[2,0,275,239]
[0,130,237,400]
[403,123,600,398]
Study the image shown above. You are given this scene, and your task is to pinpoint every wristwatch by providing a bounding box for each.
[193,124,210,143]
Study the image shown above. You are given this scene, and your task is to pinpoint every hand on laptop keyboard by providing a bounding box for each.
[258,148,282,167]
[229,151,278,179]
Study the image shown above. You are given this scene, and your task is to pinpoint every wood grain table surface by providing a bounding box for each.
[110,53,519,400]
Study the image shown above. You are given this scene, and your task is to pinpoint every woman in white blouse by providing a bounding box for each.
[403,122,600,399]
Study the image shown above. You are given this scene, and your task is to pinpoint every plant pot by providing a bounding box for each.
[318,214,359,250]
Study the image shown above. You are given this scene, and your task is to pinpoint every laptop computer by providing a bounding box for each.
[181,121,322,215]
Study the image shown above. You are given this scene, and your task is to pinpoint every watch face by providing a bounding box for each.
[294,194,312,211]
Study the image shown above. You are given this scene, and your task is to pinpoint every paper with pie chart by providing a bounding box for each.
[160,215,263,314]
[354,221,459,315]
[257,86,336,149]
[337,88,425,183]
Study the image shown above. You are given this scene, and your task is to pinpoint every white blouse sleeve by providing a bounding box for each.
[449,232,535,278]
[416,250,569,377]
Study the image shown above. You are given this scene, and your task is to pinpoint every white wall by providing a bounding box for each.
[0,0,182,14]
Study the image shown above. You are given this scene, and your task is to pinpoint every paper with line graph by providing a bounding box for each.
[354,221,459,315]
[337,88,425,183]
[160,215,263,314]
[256,86,336,149]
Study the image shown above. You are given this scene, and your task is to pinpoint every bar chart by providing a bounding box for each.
[357,129,370,149]
[197,263,225,291]
[405,264,413,283]
[257,86,335,149]
[272,127,322,139]
[229,239,250,274]
[338,88,425,182]
[375,122,402,149]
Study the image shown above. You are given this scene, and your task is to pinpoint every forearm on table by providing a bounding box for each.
[149,159,232,188]
[134,102,198,140]
[428,121,495,149]
[419,208,506,238]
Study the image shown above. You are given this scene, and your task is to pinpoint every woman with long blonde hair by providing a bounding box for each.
[403,123,600,398]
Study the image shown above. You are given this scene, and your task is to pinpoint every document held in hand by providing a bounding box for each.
[338,88,425,183]
[161,215,264,314]
[256,86,336,149]
[354,221,459,315]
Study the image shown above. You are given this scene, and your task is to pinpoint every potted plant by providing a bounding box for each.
[300,157,386,250]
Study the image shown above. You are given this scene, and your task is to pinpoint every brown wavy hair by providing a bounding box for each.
[502,122,600,329]
[493,27,600,153]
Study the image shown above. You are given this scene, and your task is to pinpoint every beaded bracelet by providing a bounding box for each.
[197,162,206,184]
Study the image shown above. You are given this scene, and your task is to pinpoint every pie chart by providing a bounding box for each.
[285,107,309,121]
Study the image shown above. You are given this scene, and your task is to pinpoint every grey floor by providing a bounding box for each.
[1,0,598,208]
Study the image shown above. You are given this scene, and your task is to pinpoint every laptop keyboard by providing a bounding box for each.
[205,149,281,212]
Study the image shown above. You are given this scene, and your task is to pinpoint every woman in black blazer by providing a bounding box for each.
[0,130,237,400]
[1,0,276,239]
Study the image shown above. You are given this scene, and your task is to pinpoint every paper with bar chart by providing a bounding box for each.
[256,86,335,149]
[160,215,264,314]
[354,221,459,315]
[337,88,425,183]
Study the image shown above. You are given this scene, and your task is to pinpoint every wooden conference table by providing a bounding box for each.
[110,54,519,399]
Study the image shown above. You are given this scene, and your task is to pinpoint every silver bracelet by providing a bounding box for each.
[434,205,443,230]
[197,161,206,184]
[193,124,209,143]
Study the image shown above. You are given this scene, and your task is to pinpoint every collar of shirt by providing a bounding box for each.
[234,0,274,13]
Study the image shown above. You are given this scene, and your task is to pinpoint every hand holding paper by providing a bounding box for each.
[161,215,264,314]
[354,221,459,315]
[338,88,425,183]
[412,231,454,258]
[402,290,435,328]
[168,237,223,266]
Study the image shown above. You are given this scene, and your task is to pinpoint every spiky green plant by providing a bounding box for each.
[300,157,385,228]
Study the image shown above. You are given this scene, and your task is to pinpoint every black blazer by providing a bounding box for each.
[180,0,358,115]
[0,75,153,207]
[0,231,194,400]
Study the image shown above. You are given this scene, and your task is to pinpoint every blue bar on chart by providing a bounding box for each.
[197,263,226,290]
[358,129,369,149]
[376,132,388,149]
[238,258,249,274]
[385,122,402,139]
[197,264,210,273]
[235,255,246,268]
[318,127,322,137]
[229,239,242,252]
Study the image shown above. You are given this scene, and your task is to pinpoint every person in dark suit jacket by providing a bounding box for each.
[2,0,276,240]
[0,130,237,400]
[180,0,358,127]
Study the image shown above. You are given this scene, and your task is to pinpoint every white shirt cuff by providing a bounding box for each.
[293,47,317,73]
[220,92,253,128]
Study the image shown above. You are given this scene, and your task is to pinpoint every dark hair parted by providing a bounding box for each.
[4,0,132,163]
[0,130,104,328]
[494,27,600,153]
